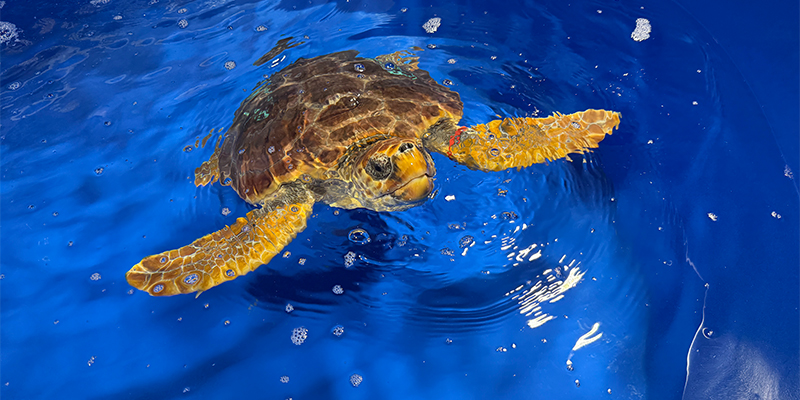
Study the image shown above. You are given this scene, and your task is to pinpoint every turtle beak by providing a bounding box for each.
[391,173,434,202]
[389,144,436,202]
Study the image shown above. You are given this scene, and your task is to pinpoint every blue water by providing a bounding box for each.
[1,0,797,399]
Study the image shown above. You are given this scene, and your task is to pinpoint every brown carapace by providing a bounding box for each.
[126,50,621,296]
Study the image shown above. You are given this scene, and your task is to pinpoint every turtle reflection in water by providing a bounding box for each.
[126,50,621,296]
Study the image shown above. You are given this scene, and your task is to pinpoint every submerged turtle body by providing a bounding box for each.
[128,49,621,297]
[200,50,462,209]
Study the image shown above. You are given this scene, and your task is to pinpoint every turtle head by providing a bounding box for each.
[351,137,436,211]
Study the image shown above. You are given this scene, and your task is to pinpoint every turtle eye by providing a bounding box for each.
[398,142,415,154]
[365,154,393,180]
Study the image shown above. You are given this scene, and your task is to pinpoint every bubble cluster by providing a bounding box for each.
[447,58,456,64]
[255,25,267,32]
[178,19,188,29]
[440,247,454,256]
[442,79,453,86]
[279,375,289,384]
[332,325,344,337]
[631,18,651,42]
[7,81,20,90]
[349,374,363,387]
[354,63,365,73]
[224,61,236,70]
[90,273,102,281]
[221,207,231,216]
[177,8,187,14]
[422,17,441,34]
[344,251,356,268]
[291,327,308,345]
[459,235,474,248]
[332,285,344,295]
[285,303,294,313]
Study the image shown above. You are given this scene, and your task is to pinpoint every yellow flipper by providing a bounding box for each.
[126,194,314,297]
[446,109,620,171]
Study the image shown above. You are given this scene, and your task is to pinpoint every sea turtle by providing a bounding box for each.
[126,49,620,297]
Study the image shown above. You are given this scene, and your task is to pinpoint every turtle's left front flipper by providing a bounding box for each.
[426,109,620,172]
[126,183,314,297]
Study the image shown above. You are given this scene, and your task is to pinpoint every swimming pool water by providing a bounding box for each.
[1,0,797,399]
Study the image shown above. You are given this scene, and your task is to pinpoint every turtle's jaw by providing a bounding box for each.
[390,173,434,203]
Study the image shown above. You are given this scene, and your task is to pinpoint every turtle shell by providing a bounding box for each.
[214,50,463,204]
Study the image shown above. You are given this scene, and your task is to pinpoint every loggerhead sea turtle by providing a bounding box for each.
[126,49,620,296]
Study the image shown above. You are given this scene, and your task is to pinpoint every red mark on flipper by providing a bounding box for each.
[447,126,468,159]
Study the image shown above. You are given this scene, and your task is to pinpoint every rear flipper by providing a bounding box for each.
[431,109,620,171]
[126,184,314,297]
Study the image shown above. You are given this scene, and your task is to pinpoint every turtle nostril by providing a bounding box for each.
[398,142,414,153]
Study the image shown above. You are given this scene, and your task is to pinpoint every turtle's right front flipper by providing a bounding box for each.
[126,184,314,297]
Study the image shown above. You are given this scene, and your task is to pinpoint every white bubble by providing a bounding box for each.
[344,251,356,268]
[178,19,189,29]
[224,60,236,70]
[291,327,308,345]
[0,21,19,45]
[7,81,20,90]
[332,325,344,336]
[285,303,294,313]
[332,285,344,295]
[350,374,363,387]
[177,8,187,14]
[631,18,651,42]
[707,213,718,221]
[422,17,441,34]
[279,375,289,383]
[90,272,102,281]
